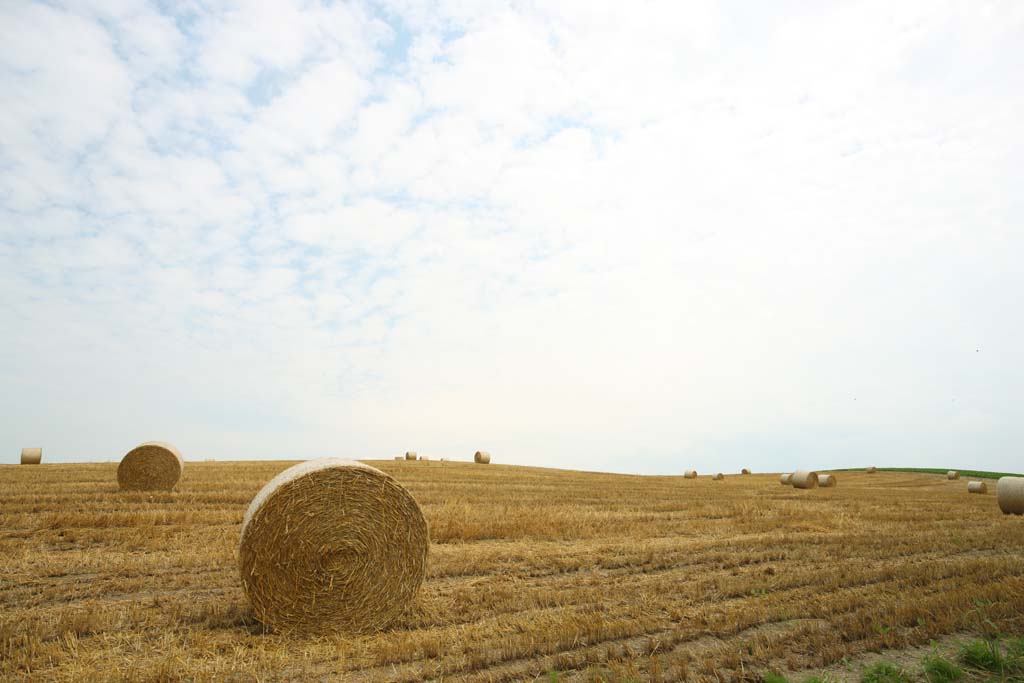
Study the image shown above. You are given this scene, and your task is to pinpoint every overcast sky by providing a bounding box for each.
[1,1,1022,473]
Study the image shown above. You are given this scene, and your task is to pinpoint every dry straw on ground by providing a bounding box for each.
[239,458,429,633]
[474,451,491,464]
[866,466,877,473]
[405,452,417,461]
[791,470,819,489]
[780,473,793,485]
[712,473,724,480]
[741,468,751,475]
[967,481,987,494]
[997,477,1024,515]
[117,442,183,491]
[817,473,836,488]
[684,470,697,479]
[20,448,41,465]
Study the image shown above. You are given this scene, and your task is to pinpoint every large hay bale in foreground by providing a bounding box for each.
[866,466,877,474]
[474,451,490,464]
[684,470,697,479]
[712,472,724,480]
[967,481,987,494]
[780,473,793,485]
[997,477,1024,515]
[741,468,751,475]
[791,469,819,489]
[239,458,428,632]
[405,452,417,461]
[947,470,960,480]
[20,448,42,465]
[117,442,183,491]
[817,474,836,488]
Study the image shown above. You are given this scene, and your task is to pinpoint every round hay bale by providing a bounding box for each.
[683,470,698,479]
[947,470,960,480]
[741,468,751,475]
[712,472,724,480]
[817,473,836,488]
[405,452,417,461]
[997,477,1024,515]
[474,451,491,464]
[239,458,428,633]
[866,466,877,474]
[419,455,429,462]
[791,470,819,489]
[20,448,42,465]
[967,481,987,494]
[780,473,793,485]
[117,442,183,491]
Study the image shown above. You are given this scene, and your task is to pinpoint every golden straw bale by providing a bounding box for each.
[817,474,836,487]
[997,477,1024,515]
[780,473,793,485]
[405,452,417,461]
[866,466,877,473]
[117,442,183,491]
[967,481,987,494]
[947,470,960,480]
[712,473,724,480]
[20,448,42,465]
[741,468,751,475]
[474,451,490,464]
[683,470,697,479]
[791,469,819,489]
[239,458,428,633]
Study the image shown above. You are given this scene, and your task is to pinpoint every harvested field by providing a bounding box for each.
[2,462,1023,683]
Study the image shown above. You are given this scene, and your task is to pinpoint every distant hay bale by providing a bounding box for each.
[419,455,429,462]
[117,442,183,491]
[394,456,403,461]
[817,474,836,488]
[791,470,819,489]
[405,452,417,461]
[967,481,987,494]
[741,468,751,475]
[684,470,697,479]
[947,470,960,480]
[238,458,428,632]
[20,448,42,465]
[780,473,793,485]
[997,477,1024,515]
[866,466,877,474]
[712,472,724,480]
[474,451,491,464]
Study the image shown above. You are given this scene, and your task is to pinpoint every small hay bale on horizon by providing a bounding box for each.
[712,472,724,480]
[866,466,877,474]
[817,473,836,488]
[405,452,417,461]
[791,469,819,489]
[238,458,428,633]
[947,470,960,480]
[967,481,987,494]
[741,468,751,475]
[684,470,697,479]
[780,473,793,485]
[117,442,183,491]
[20,448,42,465]
[474,451,490,464]
[997,477,1024,515]
[419,455,430,462]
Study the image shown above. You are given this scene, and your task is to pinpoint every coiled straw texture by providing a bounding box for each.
[405,452,417,461]
[947,470,960,480]
[780,473,792,485]
[997,477,1024,515]
[683,470,697,479]
[967,481,987,494]
[20,448,41,465]
[239,458,429,633]
[474,451,491,464]
[817,474,836,488]
[791,470,819,489]
[117,442,183,491]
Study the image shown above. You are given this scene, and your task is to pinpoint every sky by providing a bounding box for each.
[1,1,1022,474]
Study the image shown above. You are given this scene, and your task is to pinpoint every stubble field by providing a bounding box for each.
[2,460,1023,683]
